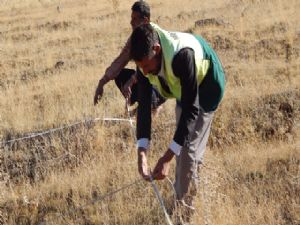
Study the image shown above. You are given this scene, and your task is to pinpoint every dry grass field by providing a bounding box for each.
[0,0,299,224]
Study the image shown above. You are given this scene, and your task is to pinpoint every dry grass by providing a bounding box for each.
[0,0,299,224]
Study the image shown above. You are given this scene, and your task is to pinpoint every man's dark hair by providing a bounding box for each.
[130,24,159,61]
[131,1,150,19]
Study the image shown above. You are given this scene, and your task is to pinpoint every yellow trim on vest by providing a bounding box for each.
[147,75,174,99]
[196,59,210,85]
[145,23,210,100]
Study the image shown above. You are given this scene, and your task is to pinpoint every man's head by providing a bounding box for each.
[130,24,161,75]
[131,1,150,29]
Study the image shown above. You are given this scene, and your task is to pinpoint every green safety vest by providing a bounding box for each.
[144,23,211,100]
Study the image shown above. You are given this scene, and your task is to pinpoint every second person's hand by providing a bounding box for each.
[94,78,106,105]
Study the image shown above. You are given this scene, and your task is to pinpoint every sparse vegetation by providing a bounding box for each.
[0,0,299,224]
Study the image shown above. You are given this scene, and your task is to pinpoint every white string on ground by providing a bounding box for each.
[37,177,144,225]
[125,99,174,225]
[0,116,136,182]
[0,103,175,224]
[125,98,136,140]
[125,99,135,128]
[0,117,134,147]
[150,176,174,225]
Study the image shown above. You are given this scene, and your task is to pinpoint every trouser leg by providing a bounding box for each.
[174,104,214,223]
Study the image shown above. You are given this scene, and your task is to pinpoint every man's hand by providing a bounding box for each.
[138,148,150,180]
[122,74,137,101]
[152,149,175,180]
[94,79,106,105]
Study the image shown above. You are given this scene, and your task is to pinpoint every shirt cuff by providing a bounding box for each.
[169,140,182,156]
[137,138,150,150]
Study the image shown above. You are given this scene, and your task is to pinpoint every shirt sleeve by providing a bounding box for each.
[169,140,182,155]
[101,37,131,82]
[137,138,150,150]
[136,68,152,149]
[171,48,200,149]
